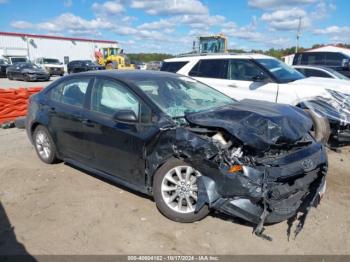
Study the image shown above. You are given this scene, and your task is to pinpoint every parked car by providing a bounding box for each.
[67,60,104,74]
[6,62,50,81]
[146,61,162,71]
[26,70,327,239]
[135,62,147,70]
[162,54,350,144]
[294,65,349,80]
[34,57,64,76]
[0,59,10,78]
[292,51,350,78]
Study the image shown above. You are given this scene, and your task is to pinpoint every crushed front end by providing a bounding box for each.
[146,100,328,240]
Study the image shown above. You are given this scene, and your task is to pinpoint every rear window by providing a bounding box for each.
[301,53,325,65]
[160,61,188,73]
[189,59,228,79]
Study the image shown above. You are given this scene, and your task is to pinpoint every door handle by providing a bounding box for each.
[228,84,238,88]
[82,119,95,127]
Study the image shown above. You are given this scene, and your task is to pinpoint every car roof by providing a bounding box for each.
[72,69,181,81]
[164,53,272,62]
[293,65,331,71]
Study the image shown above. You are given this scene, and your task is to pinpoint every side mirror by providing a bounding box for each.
[252,72,268,82]
[113,110,138,123]
[341,58,350,69]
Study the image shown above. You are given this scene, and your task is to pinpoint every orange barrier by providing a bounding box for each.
[0,87,43,124]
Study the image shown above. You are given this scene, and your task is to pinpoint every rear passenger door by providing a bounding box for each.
[48,77,93,162]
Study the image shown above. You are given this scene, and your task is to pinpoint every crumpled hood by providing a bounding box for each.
[185,99,312,152]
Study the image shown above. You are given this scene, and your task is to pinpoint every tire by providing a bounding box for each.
[7,73,13,80]
[24,74,31,82]
[33,125,60,164]
[153,158,210,223]
[305,109,331,144]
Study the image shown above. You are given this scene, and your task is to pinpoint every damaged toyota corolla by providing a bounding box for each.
[26,70,328,240]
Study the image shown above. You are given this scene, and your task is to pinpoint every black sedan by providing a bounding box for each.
[0,59,10,78]
[26,70,328,239]
[6,63,50,81]
[67,60,104,74]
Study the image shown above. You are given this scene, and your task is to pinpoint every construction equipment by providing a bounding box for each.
[95,47,135,70]
[198,34,228,54]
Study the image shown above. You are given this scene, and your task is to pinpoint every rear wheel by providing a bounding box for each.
[153,159,210,223]
[306,109,331,144]
[33,125,60,164]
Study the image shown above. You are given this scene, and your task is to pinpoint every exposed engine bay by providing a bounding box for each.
[145,100,328,241]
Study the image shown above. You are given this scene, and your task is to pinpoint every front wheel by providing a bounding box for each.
[33,125,60,164]
[153,159,210,223]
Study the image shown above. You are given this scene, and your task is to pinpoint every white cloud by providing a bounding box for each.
[310,1,337,20]
[10,20,33,29]
[261,7,310,31]
[313,26,350,43]
[92,0,125,15]
[314,26,350,35]
[248,0,316,9]
[130,0,208,15]
[138,19,176,30]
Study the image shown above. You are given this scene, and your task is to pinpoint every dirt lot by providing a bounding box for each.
[0,128,349,255]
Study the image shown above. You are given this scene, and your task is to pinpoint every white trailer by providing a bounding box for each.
[0,31,118,65]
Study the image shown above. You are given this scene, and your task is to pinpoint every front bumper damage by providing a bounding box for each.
[145,100,328,240]
[195,142,327,240]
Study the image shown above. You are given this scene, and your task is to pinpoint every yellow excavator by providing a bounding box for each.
[95,47,135,70]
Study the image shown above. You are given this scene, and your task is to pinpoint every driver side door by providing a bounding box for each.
[222,59,279,102]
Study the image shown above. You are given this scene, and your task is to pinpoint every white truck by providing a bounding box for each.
[34,57,65,76]
[162,54,350,143]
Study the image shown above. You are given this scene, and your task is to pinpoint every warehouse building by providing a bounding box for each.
[0,31,118,64]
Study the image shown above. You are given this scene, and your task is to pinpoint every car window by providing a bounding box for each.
[160,61,188,73]
[91,79,140,119]
[301,53,325,65]
[303,68,332,78]
[51,78,90,107]
[325,53,346,66]
[228,59,264,81]
[135,76,233,118]
[189,59,228,79]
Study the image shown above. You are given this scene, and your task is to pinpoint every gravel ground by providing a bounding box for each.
[0,128,349,255]
[0,76,61,89]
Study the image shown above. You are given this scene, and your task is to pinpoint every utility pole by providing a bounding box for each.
[295,17,302,53]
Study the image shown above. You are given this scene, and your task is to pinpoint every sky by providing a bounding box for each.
[0,0,349,54]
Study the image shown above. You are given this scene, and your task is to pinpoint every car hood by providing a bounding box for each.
[185,99,312,152]
[291,77,350,94]
[43,64,64,68]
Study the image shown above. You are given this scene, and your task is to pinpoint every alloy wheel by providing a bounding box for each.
[161,166,200,214]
